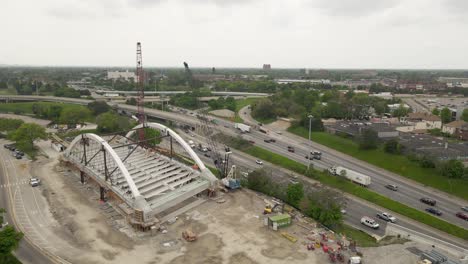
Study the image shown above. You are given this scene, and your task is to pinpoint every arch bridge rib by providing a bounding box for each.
[125,122,218,185]
[65,133,141,204]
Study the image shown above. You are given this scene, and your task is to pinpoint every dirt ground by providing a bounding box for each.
[26,140,430,264]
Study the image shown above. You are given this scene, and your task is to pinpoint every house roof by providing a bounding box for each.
[444,120,467,128]
[407,112,441,122]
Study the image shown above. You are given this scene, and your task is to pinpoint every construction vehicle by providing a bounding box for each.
[263,200,284,214]
[182,229,197,242]
[221,165,241,190]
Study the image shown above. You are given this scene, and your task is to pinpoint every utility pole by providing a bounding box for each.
[307,115,313,171]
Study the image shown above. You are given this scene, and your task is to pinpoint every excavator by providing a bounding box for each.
[263,201,284,214]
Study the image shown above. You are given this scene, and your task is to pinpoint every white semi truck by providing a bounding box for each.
[234,123,251,133]
[328,166,371,187]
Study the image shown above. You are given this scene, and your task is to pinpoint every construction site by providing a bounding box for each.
[2,42,464,264]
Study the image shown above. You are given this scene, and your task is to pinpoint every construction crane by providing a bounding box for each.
[136,42,145,141]
[183,61,227,177]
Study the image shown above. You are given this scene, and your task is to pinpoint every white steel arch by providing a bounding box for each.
[66,133,142,198]
[126,123,208,173]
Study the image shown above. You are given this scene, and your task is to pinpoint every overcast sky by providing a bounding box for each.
[1,0,468,69]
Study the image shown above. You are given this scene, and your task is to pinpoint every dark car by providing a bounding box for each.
[287,146,295,153]
[304,155,313,160]
[456,212,468,221]
[425,208,442,216]
[269,139,276,143]
[385,184,398,191]
[248,140,255,144]
[264,139,271,143]
[420,198,436,206]
[204,153,211,158]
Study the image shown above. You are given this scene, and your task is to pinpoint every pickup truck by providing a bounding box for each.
[376,212,396,222]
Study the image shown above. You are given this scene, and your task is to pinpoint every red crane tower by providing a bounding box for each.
[136,42,145,141]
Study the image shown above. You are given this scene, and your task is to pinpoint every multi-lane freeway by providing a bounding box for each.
[1,95,467,249]
[180,129,468,249]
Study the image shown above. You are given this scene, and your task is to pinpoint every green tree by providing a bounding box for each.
[0,118,24,132]
[11,123,47,151]
[0,208,5,225]
[87,101,110,115]
[392,104,410,118]
[286,182,304,207]
[0,225,23,255]
[440,107,452,124]
[439,159,466,179]
[96,111,134,133]
[132,128,161,146]
[59,108,90,125]
[461,108,468,122]
[384,139,403,154]
[432,108,440,116]
[358,128,379,150]
[251,98,275,120]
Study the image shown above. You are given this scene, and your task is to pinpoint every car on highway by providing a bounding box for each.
[304,155,313,160]
[29,178,41,187]
[420,198,436,206]
[248,140,255,144]
[224,146,230,152]
[264,139,271,143]
[385,184,398,191]
[425,208,442,216]
[456,212,468,221]
[276,131,282,135]
[376,212,396,223]
[462,206,468,212]
[255,159,263,165]
[287,146,295,153]
[360,216,379,229]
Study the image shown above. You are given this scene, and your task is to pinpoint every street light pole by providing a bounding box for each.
[308,115,313,171]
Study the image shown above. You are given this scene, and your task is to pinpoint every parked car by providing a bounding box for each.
[29,178,41,187]
[425,208,442,216]
[360,216,379,229]
[15,154,22,160]
[456,212,468,221]
[224,146,230,152]
[420,198,436,206]
[204,153,211,158]
[385,184,398,191]
[287,146,295,153]
[461,206,468,212]
[255,159,263,165]
[376,212,396,223]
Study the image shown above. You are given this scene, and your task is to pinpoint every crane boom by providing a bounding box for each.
[136,42,145,141]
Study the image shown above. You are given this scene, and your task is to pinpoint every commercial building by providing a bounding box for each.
[398,113,442,133]
[263,64,271,71]
[325,121,399,139]
[107,70,136,81]
[442,120,467,135]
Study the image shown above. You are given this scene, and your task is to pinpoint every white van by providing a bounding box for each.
[360,216,379,229]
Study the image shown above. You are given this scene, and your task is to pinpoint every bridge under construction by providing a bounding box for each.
[62,122,218,229]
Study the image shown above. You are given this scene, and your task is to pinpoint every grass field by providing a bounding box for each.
[227,138,468,240]
[234,98,259,123]
[0,102,94,122]
[288,126,468,201]
[333,225,378,247]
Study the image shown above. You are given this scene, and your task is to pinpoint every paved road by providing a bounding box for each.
[179,129,468,249]
[0,144,53,264]
[3,95,467,241]
[236,106,468,229]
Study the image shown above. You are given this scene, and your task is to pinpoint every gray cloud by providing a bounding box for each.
[310,0,401,17]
